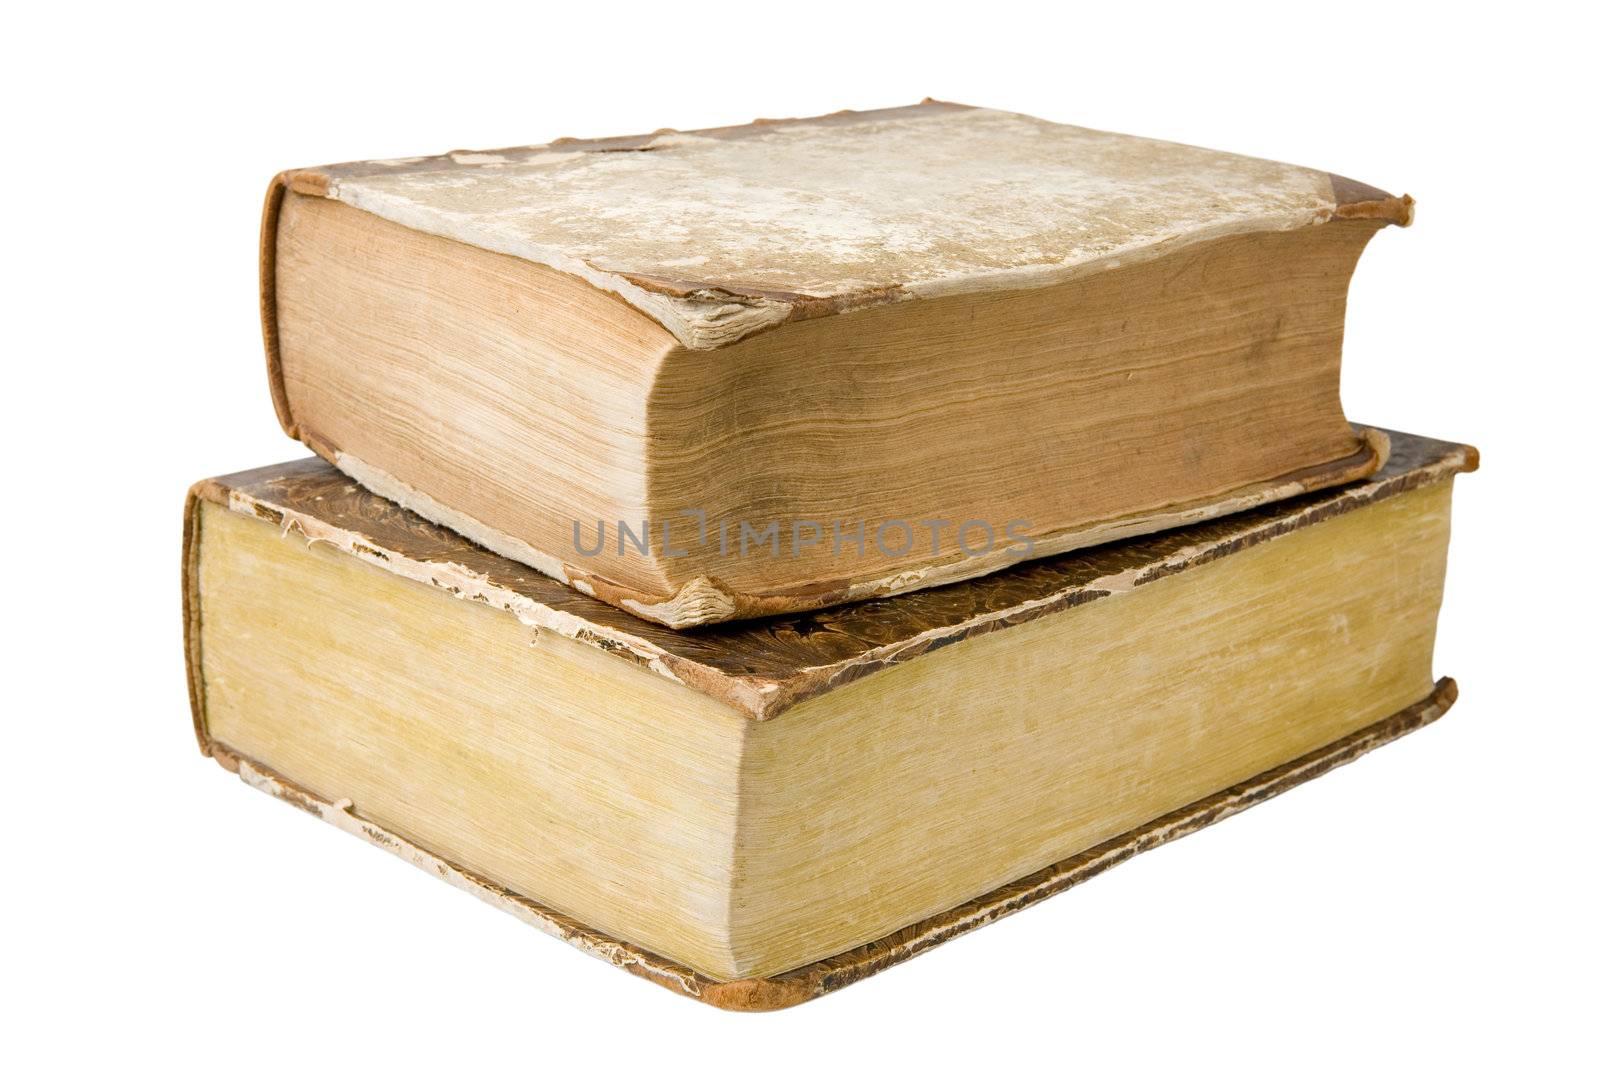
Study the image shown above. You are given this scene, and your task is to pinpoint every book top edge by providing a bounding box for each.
[190,430,1474,721]
[274,101,1413,350]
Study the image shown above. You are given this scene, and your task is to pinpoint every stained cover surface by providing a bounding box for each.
[278,102,1412,348]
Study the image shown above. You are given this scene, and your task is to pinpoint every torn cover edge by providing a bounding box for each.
[260,101,1414,357]
[183,434,1475,722]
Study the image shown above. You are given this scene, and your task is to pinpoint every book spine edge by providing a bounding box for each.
[259,173,295,440]
[182,483,216,759]
[260,174,346,464]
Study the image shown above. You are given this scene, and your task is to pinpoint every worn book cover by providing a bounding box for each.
[186,430,1473,1008]
[262,101,1413,626]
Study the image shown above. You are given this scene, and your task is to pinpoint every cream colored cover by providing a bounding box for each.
[277,101,1412,350]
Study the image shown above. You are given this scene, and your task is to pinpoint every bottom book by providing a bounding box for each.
[183,430,1475,1010]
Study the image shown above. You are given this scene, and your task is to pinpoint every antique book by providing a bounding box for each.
[261,100,1414,627]
[184,429,1473,1009]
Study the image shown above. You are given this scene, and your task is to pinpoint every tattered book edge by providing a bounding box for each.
[201,678,1455,1011]
[182,436,1474,721]
[328,428,1392,630]
[259,101,1414,373]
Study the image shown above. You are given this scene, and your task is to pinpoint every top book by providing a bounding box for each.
[262,100,1412,627]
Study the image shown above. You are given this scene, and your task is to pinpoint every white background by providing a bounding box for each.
[5,2,1594,1061]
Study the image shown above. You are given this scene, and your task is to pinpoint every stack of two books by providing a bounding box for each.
[184,102,1475,1010]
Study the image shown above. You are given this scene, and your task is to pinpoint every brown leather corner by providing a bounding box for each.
[284,168,332,196]
[697,977,816,1013]
[1329,172,1415,227]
